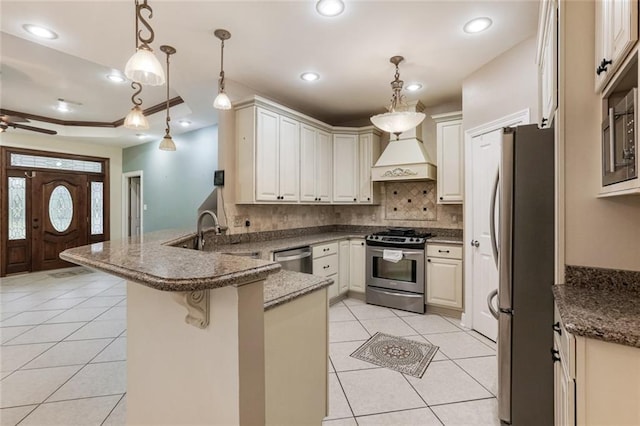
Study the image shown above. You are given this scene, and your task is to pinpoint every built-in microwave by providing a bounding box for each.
[602,88,638,186]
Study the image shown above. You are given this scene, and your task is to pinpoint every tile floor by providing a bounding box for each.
[1,267,498,426]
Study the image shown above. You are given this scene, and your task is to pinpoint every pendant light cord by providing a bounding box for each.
[219,38,225,92]
[165,51,171,136]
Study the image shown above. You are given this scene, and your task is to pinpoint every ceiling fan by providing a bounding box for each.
[0,114,57,135]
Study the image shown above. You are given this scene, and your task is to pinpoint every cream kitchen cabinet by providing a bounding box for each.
[432,112,463,204]
[426,244,463,309]
[537,0,558,128]
[313,242,339,300]
[236,105,300,203]
[333,133,359,203]
[348,239,366,293]
[338,240,350,295]
[300,124,332,203]
[553,303,640,425]
[594,0,638,91]
[358,129,381,204]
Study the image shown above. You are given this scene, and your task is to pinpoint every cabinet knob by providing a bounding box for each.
[361,242,364,246]
[427,259,431,262]
[439,196,443,200]
[596,58,612,75]
[552,322,562,335]
[353,198,357,201]
[367,197,370,201]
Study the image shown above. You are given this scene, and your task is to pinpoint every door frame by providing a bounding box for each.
[462,109,530,330]
[122,170,144,239]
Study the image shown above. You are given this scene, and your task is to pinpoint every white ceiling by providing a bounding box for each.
[0,0,539,147]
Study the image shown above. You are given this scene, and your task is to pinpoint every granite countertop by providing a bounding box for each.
[214,232,367,260]
[60,229,281,292]
[263,270,333,311]
[427,236,463,245]
[553,284,640,348]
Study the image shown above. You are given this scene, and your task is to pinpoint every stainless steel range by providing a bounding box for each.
[365,228,432,314]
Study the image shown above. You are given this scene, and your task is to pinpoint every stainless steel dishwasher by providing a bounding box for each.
[273,246,312,274]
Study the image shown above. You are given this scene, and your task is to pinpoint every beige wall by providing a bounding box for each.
[462,36,539,131]
[561,0,640,271]
[0,133,123,240]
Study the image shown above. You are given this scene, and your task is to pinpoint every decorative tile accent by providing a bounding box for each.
[384,181,437,221]
[350,332,438,378]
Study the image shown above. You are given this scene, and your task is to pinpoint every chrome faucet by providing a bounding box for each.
[196,210,224,250]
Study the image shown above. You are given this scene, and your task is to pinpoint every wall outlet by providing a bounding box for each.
[233,216,243,227]
[245,218,250,227]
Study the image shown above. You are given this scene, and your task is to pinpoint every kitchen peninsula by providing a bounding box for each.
[61,229,332,425]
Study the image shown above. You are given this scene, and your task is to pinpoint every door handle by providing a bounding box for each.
[470,240,480,247]
[487,289,499,319]
[489,168,499,268]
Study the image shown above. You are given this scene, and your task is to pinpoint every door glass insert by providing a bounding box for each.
[90,181,104,235]
[11,153,102,173]
[8,177,27,240]
[49,185,73,232]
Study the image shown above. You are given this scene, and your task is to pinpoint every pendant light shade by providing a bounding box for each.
[213,92,232,110]
[125,0,165,86]
[159,134,176,151]
[125,47,165,86]
[124,105,149,130]
[213,29,232,110]
[370,56,425,139]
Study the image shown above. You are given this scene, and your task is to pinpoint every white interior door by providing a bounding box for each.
[129,177,142,237]
[470,129,501,341]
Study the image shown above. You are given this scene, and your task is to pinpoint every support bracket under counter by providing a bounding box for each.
[173,290,210,328]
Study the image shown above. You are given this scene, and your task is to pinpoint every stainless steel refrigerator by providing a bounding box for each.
[490,125,555,425]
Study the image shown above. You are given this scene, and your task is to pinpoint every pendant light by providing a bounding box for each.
[370,56,426,140]
[124,0,165,86]
[124,82,149,130]
[158,45,177,151]
[213,29,232,110]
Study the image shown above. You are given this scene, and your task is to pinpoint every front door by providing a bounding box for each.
[1,147,109,276]
[32,171,88,271]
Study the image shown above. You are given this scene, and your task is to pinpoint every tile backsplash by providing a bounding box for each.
[222,181,462,235]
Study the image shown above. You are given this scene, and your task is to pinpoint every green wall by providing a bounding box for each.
[122,125,218,232]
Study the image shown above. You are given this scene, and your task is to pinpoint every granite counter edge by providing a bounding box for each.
[264,276,334,311]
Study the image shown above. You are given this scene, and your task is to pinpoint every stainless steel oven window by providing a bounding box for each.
[372,257,417,282]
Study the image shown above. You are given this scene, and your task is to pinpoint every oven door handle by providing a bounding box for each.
[367,248,423,256]
[369,288,424,299]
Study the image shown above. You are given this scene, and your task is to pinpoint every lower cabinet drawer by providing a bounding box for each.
[313,242,338,259]
[313,253,338,277]
[426,244,462,259]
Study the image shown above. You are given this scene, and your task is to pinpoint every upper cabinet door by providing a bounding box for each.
[255,108,280,201]
[333,134,359,203]
[595,0,638,91]
[278,116,300,201]
[437,119,464,203]
[316,130,333,202]
[537,0,557,128]
[358,134,373,203]
[300,124,317,203]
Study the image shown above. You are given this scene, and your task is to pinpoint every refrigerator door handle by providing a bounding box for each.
[489,168,500,268]
[487,289,499,319]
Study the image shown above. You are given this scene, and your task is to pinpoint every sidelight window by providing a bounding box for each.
[8,177,26,240]
[90,182,104,235]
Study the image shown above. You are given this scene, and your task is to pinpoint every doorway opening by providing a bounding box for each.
[1,147,109,276]
[122,171,143,239]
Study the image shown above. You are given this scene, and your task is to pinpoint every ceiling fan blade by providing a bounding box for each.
[1,114,29,123]
[12,123,57,135]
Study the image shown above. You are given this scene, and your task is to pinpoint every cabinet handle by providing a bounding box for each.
[361,242,364,246]
[552,322,562,335]
[439,196,443,200]
[427,259,431,262]
[596,58,612,75]
[367,197,370,201]
[550,348,561,363]
[353,198,357,201]
[438,249,450,253]
[541,117,548,126]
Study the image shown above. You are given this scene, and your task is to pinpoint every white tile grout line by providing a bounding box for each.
[329,371,357,422]
[100,392,126,426]
[13,393,125,426]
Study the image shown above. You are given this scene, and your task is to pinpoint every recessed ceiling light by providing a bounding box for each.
[316,0,345,17]
[405,83,423,92]
[463,17,493,34]
[56,100,70,113]
[179,120,191,127]
[23,24,58,39]
[300,72,320,82]
[107,73,126,83]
